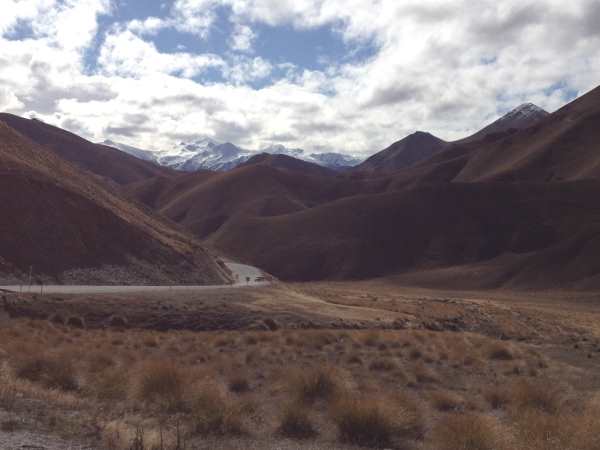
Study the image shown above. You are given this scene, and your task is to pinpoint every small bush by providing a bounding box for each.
[369,358,397,372]
[229,376,250,393]
[430,390,465,412]
[134,360,187,410]
[484,385,511,410]
[488,342,514,361]
[290,367,340,404]
[14,353,78,391]
[90,367,129,401]
[332,395,417,448]
[510,379,564,414]
[431,413,505,450]
[278,404,317,440]
[192,390,244,436]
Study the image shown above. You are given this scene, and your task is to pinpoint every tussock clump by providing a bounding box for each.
[415,363,439,384]
[332,394,421,448]
[89,367,129,401]
[14,352,79,391]
[133,360,188,410]
[228,376,250,393]
[484,385,511,410]
[430,413,506,450]
[278,403,317,440]
[66,316,85,328]
[430,390,465,412]
[290,367,341,404]
[192,389,245,436]
[487,342,515,360]
[369,358,398,372]
[510,379,564,414]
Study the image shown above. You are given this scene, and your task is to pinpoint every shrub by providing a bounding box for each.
[510,379,564,414]
[14,352,78,391]
[90,367,129,401]
[290,367,340,404]
[369,358,398,372]
[192,390,244,436]
[134,360,187,410]
[278,404,317,440]
[431,413,505,450]
[488,342,514,361]
[430,390,465,412]
[332,395,419,448]
[484,385,511,410]
[229,376,250,394]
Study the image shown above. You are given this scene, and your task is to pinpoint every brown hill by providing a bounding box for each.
[127,163,390,239]
[355,131,449,172]
[0,121,229,285]
[0,113,174,185]
[124,85,600,289]
[241,153,337,177]
[460,103,549,143]
[452,86,600,182]
[211,180,600,287]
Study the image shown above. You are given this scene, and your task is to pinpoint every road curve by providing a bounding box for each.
[0,262,268,295]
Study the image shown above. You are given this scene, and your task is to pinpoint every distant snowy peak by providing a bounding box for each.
[102,138,361,172]
[500,103,549,122]
[467,102,549,141]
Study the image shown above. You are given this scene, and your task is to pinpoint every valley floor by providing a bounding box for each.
[1,280,599,449]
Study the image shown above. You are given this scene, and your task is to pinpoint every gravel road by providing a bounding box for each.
[0,262,267,295]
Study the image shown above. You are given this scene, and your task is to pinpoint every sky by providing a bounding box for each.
[0,0,599,157]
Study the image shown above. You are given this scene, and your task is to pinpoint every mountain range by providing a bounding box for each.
[102,138,363,172]
[2,86,600,289]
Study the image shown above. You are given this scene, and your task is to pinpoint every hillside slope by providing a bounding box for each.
[0,121,228,285]
[0,114,174,185]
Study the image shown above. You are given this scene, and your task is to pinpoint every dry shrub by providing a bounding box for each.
[86,351,115,373]
[228,375,250,394]
[133,360,188,410]
[290,367,341,404]
[369,358,397,372]
[512,399,600,450]
[332,394,421,448]
[90,367,129,401]
[430,390,465,412]
[510,379,564,414]
[487,341,515,360]
[484,385,511,410]
[278,403,317,440]
[415,363,439,384]
[14,352,78,391]
[430,413,506,450]
[191,389,245,436]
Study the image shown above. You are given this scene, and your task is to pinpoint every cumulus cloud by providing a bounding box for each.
[98,30,224,78]
[0,0,599,157]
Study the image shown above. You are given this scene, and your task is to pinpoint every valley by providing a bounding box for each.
[1,15,600,448]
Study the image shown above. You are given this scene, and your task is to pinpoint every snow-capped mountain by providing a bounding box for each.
[466,103,549,141]
[101,139,362,172]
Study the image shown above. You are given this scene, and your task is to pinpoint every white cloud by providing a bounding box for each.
[98,30,224,78]
[229,23,256,52]
[223,55,272,84]
[0,0,599,158]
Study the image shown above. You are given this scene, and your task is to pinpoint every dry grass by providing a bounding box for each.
[191,389,245,436]
[289,366,341,404]
[277,403,317,440]
[133,360,189,411]
[429,390,465,412]
[0,318,596,449]
[430,413,507,450]
[14,351,79,391]
[332,393,421,448]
